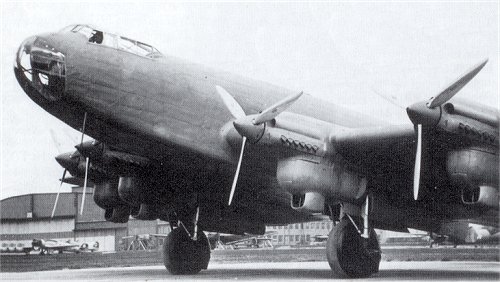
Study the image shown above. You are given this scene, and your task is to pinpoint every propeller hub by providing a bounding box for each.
[406,101,441,127]
[233,115,265,143]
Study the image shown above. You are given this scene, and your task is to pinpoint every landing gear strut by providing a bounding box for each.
[326,217,381,278]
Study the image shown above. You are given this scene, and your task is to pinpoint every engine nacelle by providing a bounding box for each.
[448,149,499,187]
[131,204,157,220]
[118,176,150,207]
[130,204,170,221]
[448,148,499,210]
[93,178,126,209]
[291,192,325,213]
[277,155,367,206]
[104,205,130,223]
[462,185,499,210]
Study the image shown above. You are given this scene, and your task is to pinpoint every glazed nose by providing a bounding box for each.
[15,36,36,74]
[15,35,66,101]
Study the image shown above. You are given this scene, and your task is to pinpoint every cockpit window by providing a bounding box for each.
[70,24,162,59]
[117,37,161,58]
[89,31,104,44]
[71,25,95,39]
[72,25,116,48]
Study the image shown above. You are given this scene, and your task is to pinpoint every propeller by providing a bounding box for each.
[50,130,66,219]
[79,112,89,215]
[426,59,488,109]
[216,86,247,205]
[216,85,303,205]
[51,169,67,218]
[80,157,90,215]
[216,86,246,119]
[413,124,422,200]
[407,59,488,200]
[252,91,304,125]
[52,112,90,216]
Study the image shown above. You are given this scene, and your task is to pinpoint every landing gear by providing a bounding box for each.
[163,226,211,275]
[326,217,381,278]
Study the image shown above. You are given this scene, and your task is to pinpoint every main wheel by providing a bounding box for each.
[326,218,381,278]
[163,227,211,275]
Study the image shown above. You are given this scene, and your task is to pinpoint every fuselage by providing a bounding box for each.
[19,28,383,163]
[14,25,498,231]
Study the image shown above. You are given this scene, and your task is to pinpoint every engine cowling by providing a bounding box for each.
[117,176,152,207]
[291,192,325,213]
[104,206,131,223]
[447,148,499,210]
[93,178,127,209]
[277,155,367,210]
[448,149,498,186]
[462,186,499,210]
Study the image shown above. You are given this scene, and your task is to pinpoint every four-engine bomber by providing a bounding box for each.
[14,24,499,278]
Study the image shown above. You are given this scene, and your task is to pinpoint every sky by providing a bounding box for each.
[1,1,498,199]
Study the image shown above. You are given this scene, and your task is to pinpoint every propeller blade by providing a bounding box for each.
[80,157,89,215]
[216,85,246,119]
[253,91,303,125]
[80,112,88,145]
[228,137,246,205]
[413,124,422,200]
[216,86,302,205]
[51,169,67,218]
[427,59,488,108]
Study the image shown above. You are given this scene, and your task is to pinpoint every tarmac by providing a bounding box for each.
[2,261,499,281]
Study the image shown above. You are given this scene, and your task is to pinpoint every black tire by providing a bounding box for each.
[326,218,381,278]
[163,227,211,275]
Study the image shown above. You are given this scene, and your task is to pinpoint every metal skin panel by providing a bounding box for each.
[277,155,367,203]
[447,149,499,187]
[13,27,499,233]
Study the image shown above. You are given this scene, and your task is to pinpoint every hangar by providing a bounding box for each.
[0,187,170,252]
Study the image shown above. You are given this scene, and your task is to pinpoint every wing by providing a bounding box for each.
[333,124,416,176]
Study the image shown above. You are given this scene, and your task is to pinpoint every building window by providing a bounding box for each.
[295,224,300,229]
[295,235,300,242]
[306,235,310,241]
[278,235,283,242]
[322,222,326,229]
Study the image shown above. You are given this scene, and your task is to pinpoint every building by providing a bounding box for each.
[0,187,170,252]
[267,220,333,246]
